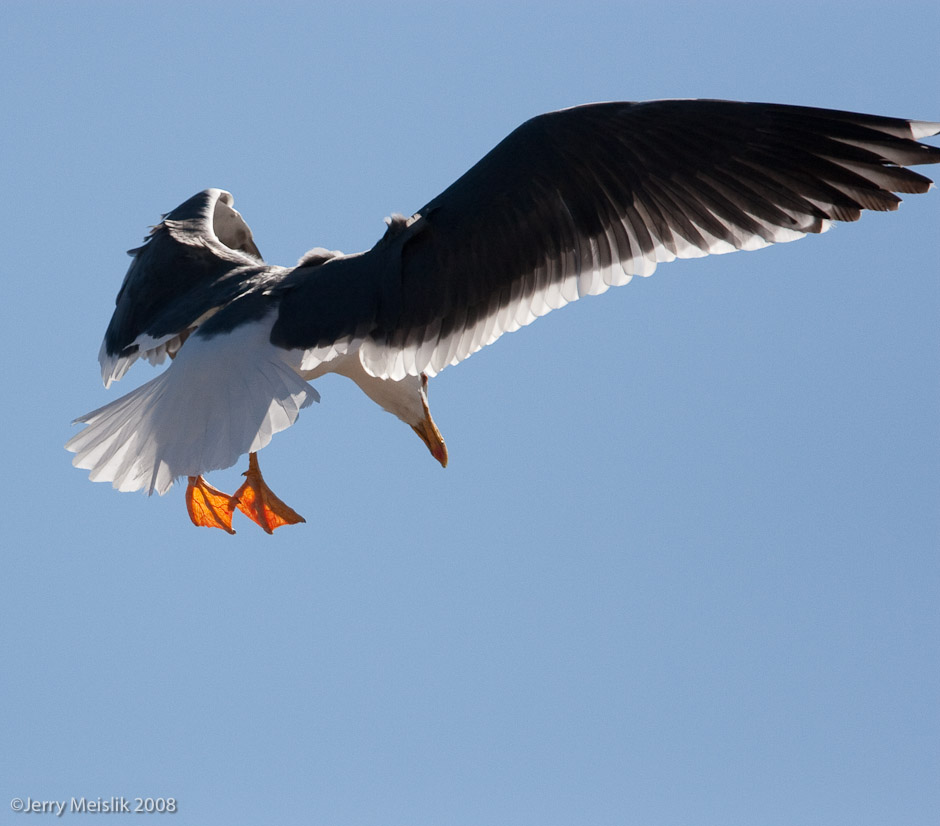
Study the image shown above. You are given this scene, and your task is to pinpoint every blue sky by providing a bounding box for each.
[2,2,938,824]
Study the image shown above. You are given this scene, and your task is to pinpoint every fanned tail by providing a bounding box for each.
[66,315,318,495]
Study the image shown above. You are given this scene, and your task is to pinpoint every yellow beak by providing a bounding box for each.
[412,373,448,467]
[412,415,448,468]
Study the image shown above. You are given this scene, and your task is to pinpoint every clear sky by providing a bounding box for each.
[2,2,938,824]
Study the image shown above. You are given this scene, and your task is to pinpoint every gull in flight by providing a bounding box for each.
[66,100,940,533]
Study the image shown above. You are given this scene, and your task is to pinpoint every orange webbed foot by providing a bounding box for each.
[186,475,236,534]
[231,453,305,534]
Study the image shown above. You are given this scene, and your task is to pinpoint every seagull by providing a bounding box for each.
[67,100,940,534]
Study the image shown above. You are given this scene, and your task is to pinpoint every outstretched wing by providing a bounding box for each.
[272,100,940,380]
[99,188,267,387]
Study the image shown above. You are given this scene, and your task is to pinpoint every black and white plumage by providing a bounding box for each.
[67,100,940,526]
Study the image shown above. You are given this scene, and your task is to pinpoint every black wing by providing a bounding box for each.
[272,100,940,379]
[99,188,267,386]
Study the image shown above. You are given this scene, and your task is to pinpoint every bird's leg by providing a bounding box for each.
[186,475,236,534]
[178,353,241,533]
[231,453,306,534]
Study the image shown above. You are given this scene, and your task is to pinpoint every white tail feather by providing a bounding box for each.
[66,315,318,495]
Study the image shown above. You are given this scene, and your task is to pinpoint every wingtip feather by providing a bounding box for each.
[909,120,940,140]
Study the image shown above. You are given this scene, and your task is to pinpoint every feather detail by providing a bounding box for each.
[67,314,318,495]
